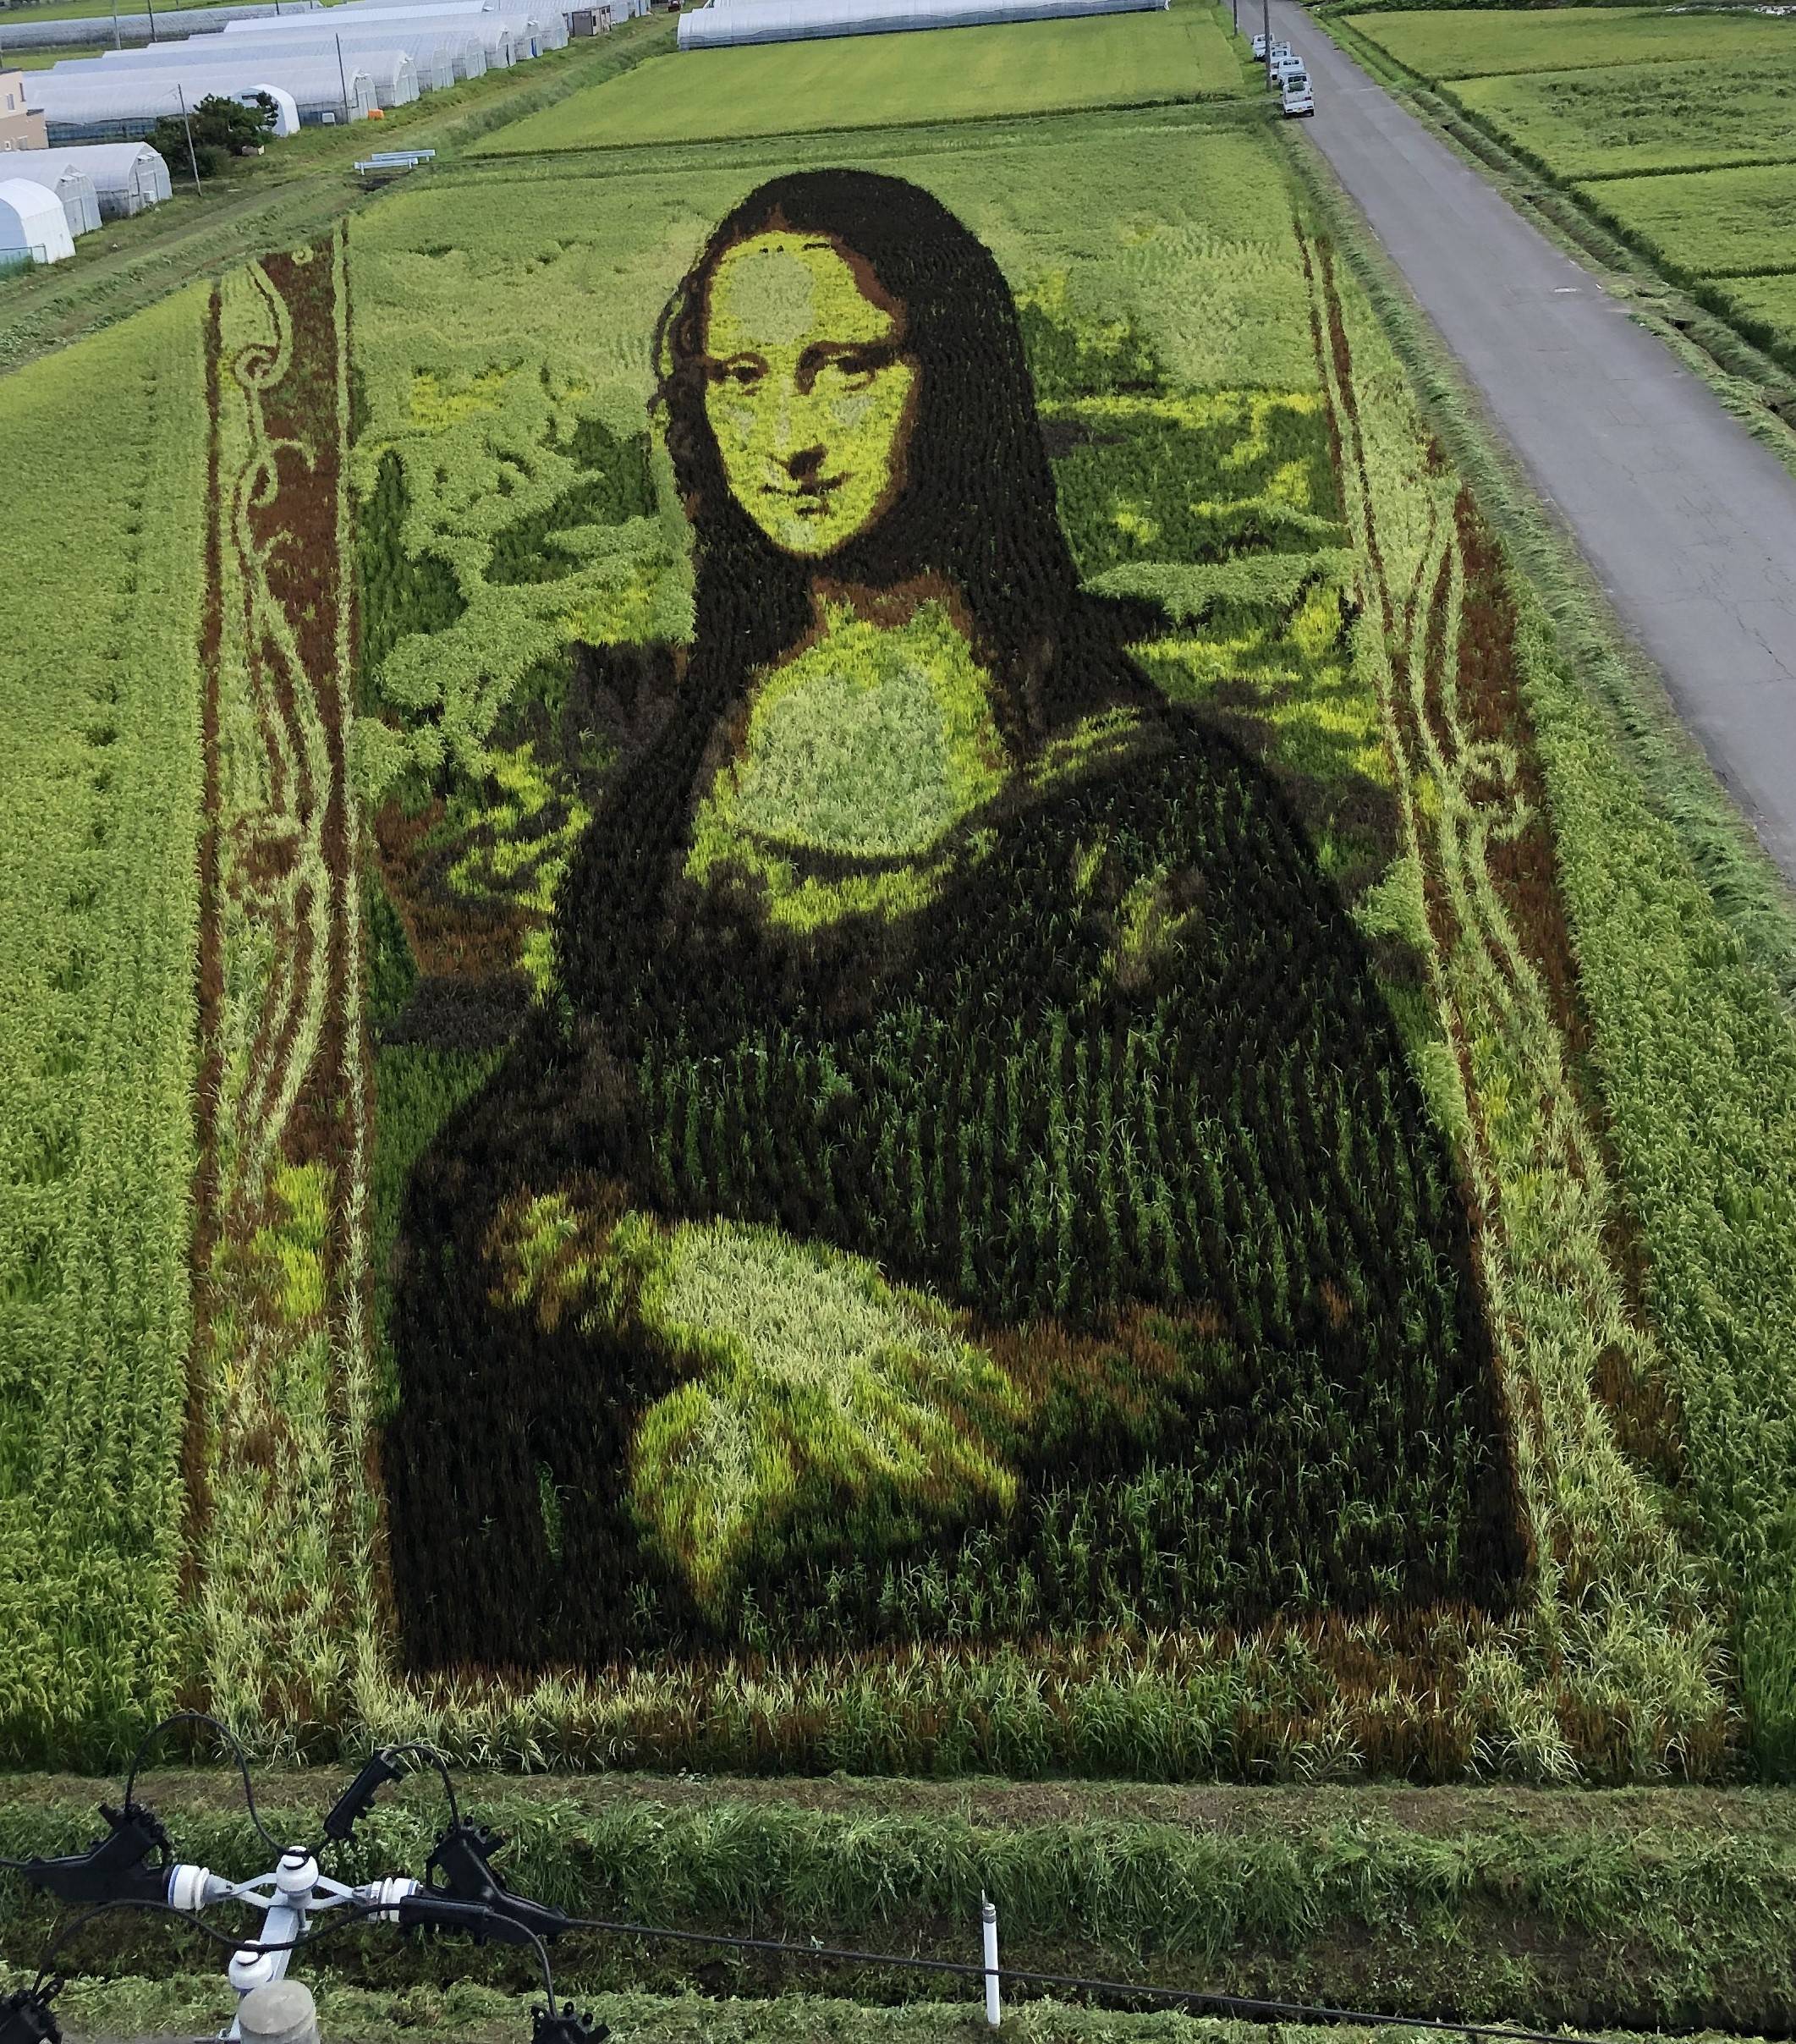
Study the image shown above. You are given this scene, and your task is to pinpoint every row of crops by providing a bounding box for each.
[0,288,210,1760]
[1,33,1794,1783]
[1346,6,1796,366]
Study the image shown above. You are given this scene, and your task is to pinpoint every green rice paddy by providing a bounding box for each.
[1580,161,1796,279]
[1348,7,1796,83]
[471,2,1243,152]
[1343,5,1796,369]
[1453,54,1796,181]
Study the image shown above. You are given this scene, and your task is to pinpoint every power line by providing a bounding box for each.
[556,1909,1617,2044]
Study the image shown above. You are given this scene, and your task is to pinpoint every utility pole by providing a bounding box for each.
[1263,0,1271,85]
[146,0,157,41]
[111,0,122,50]
[175,80,201,193]
[336,31,349,122]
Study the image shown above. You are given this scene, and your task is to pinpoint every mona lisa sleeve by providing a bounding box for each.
[381,1023,696,1670]
[992,711,1531,1618]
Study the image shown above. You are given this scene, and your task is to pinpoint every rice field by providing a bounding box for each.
[2,0,1795,1814]
[470,3,1244,151]
[1704,269,1796,360]
[1578,161,1796,279]
[1343,6,1796,369]
[0,287,210,1763]
[1349,6,1796,83]
[1453,54,1796,180]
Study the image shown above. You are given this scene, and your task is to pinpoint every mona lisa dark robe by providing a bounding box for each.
[382,679,1529,1672]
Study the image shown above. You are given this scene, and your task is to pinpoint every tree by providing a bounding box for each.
[149,92,277,181]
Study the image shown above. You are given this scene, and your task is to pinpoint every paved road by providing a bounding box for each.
[1266,0,1796,882]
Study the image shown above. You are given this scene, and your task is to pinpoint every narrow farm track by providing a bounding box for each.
[1271,0,1796,883]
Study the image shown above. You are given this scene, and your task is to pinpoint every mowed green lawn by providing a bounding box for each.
[1454,53,1796,179]
[472,3,1241,151]
[1350,6,1795,82]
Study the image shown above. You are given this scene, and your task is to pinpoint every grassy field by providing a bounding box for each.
[1453,53,1796,180]
[7,6,1796,2036]
[1349,5,1796,81]
[3,40,102,62]
[2,68,1790,1783]
[0,288,209,1763]
[5,1773,1796,2030]
[471,3,1242,151]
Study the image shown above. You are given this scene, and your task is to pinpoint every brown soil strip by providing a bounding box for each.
[179,283,228,1653]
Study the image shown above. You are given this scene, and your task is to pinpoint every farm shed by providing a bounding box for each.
[0,176,75,266]
[678,0,1162,41]
[0,151,102,234]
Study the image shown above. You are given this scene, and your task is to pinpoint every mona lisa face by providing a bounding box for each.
[700,229,920,558]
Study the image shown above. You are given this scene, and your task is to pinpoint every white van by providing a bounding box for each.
[1281,69,1315,115]
[1271,48,1304,83]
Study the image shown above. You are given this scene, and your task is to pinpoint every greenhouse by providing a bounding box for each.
[20,140,175,215]
[33,62,377,138]
[74,39,421,107]
[0,2,321,51]
[83,35,429,103]
[678,0,1164,46]
[0,153,102,237]
[223,3,546,66]
[221,14,493,78]
[0,177,75,267]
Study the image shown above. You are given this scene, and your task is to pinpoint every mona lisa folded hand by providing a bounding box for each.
[620,1219,1025,1610]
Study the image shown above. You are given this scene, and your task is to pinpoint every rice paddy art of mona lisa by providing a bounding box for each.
[370,169,1530,1672]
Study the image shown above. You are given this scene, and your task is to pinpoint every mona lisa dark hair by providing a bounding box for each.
[556,168,1159,1011]
[654,168,1156,744]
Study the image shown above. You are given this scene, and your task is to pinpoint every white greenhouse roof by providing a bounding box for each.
[0,153,97,195]
[0,3,320,50]
[33,61,377,120]
[0,178,77,261]
[77,47,415,102]
[221,5,527,59]
[226,0,492,23]
[1,141,171,186]
[78,38,423,95]
[678,0,1162,43]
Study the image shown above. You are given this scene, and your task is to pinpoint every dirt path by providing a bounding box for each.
[1271,0,1796,883]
